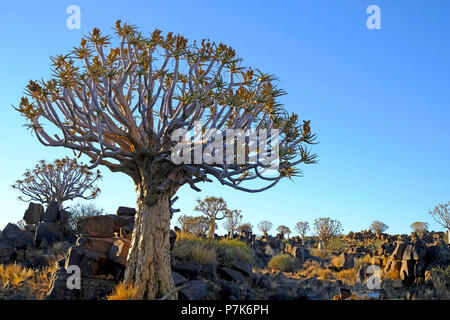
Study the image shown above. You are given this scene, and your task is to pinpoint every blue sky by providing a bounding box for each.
[0,0,449,236]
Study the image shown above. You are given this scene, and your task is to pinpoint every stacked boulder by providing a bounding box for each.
[383,235,449,285]
[46,207,136,300]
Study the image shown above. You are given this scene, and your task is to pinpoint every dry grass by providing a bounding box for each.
[173,232,254,266]
[0,262,57,299]
[309,248,331,260]
[297,260,334,280]
[107,283,140,300]
[383,269,400,280]
[336,269,357,285]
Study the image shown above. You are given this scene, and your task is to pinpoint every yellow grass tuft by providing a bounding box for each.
[107,283,140,300]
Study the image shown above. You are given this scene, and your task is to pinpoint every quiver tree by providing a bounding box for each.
[369,220,389,236]
[176,215,210,235]
[429,202,450,232]
[257,220,273,237]
[223,209,242,239]
[237,222,253,234]
[295,221,309,239]
[194,196,229,238]
[410,222,429,237]
[12,157,101,209]
[313,217,343,245]
[14,22,317,299]
[276,225,290,239]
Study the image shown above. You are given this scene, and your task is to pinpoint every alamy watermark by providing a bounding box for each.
[66,5,81,30]
[171,121,280,170]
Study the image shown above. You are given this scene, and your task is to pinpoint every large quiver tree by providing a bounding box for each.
[14,21,317,299]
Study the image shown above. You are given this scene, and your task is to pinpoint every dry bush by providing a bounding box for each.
[0,262,57,299]
[297,260,334,280]
[309,248,331,260]
[383,269,400,280]
[107,283,140,300]
[336,269,357,285]
[173,233,254,267]
[268,254,299,272]
[353,254,372,270]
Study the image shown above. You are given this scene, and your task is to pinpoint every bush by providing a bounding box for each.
[336,269,357,285]
[324,238,349,251]
[107,283,140,300]
[172,233,254,267]
[268,254,299,272]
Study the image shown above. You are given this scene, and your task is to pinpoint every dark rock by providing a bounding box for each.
[23,202,43,224]
[46,265,116,300]
[172,272,187,286]
[116,206,136,216]
[218,281,241,300]
[219,267,245,283]
[414,260,426,278]
[65,245,109,277]
[32,254,56,268]
[331,252,354,269]
[170,230,177,251]
[172,260,202,279]
[199,263,217,280]
[392,241,407,259]
[0,223,34,249]
[77,215,134,238]
[77,237,116,254]
[231,260,252,276]
[119,224,134,241]
[35,222,63,245]
[43,201,60,223]
[400,259,416,281]
[179,280,208,300]
[108,239,130,266]
[0,245,15,263]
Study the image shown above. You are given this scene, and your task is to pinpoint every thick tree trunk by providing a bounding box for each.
[123,189,175,299]
[208,216,216,239]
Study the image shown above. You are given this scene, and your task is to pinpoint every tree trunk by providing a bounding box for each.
[208,216,216,239]
[124,189,175,299]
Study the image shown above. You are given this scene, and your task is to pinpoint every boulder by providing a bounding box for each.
[77,215,134,238]
[414,260,426,278]
[109,238,130,266]
[331,252,354,269]
[219,281,241,299]
[284,243,305,263]
[402,245,427,261]
[42,201,60,223]
[116,206,136,216]
[0,223,34,249]
[65,245,109,277]
[32,254,56,268]
[172,272,187,286]
[231,260,252,276]
[35,222,64,245]
[23,202,43,224]
[170,230,177,251]
[218,267,245,283]
[0,245,15,263]
[172,260,202,279]
[179,280,208,300]
[46,265,116,300]
[77,237,116,254]
[391,241,407,259]
[400,259,415,281]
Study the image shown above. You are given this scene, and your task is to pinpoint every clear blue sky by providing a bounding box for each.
[0,1,449,236]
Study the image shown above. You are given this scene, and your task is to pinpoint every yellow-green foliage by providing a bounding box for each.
[0,262,57,299]
[325,238,349,251]
[173,232,254,266]
[268,254,299,272]
[107,283,140,300]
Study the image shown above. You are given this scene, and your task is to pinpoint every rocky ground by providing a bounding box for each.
[0,202,449,300]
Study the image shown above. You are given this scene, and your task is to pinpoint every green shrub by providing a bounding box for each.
[268,254,299,272]
[172,233,254,267]
[324,238,349,251]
